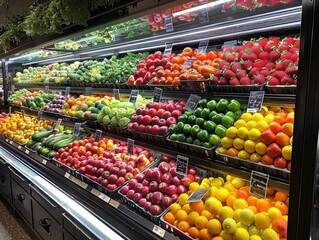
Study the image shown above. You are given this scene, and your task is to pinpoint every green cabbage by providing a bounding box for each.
[118,108,127,118]
[102,115,111,125]
[119,117,130,128]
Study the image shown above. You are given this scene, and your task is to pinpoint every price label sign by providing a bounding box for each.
[113,89,120,100]
[153,87,163,103]
[25,149,29,155]
[165,16,174,32]
[129,90,139,104]
[197,40,209,53]
[164,43,173,55]
[45,86,49,93]
[247,91,265,113]
[127,138,135,155]
[95,130,102,142]
[185,94,201,112]
[99,193,110,203]
[21,110,25,118]
[109,199,120,208]
[182,59,196,69]
[153,225,165,238]
[223,40,238,51]
[72,123,81,136]
[249,171,269,198]
[18,145,22,150]
[198,8,209,23]
[10,85,15,92]
[54,118,62,131]
[8,106,11,115]
[36,111,42,123]
[176,155,189,177]
[186,188,210,203]
[85,87,92,96]
[65,87,70,97]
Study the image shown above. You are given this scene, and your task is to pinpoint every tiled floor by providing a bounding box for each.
[0,198,37,240]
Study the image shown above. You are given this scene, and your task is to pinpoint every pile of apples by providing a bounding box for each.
[128,100,186,136]
[120,156,202,216]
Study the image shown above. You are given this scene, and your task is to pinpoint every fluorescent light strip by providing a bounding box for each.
[173,0,232,17]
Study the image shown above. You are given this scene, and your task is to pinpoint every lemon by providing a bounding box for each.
[221,137,234,148]
[218,206,234,221]
[282,145,292,160]
[237,127,249,139]
[283,215,288,221]
[239,208,255,226]
[267,207,282,221]
[237,150,250,160]
[250,153,261,162]
[241,113,253,122]
[254,212,270,229]
[224,182,236,191]
[188,211,200,226]
[220,230,233,240]
[255,120,269,132]
[252,113,264,122]
[216,188,230,203]
[223,218,237,234]
[233,209,242,222]
[246,120,257,130]
[207,219,222,235]
[231,177,245,188]
[265,114,275,123]
[205,197,222,214]
[255,142,267,155]
[233,227,250,240]
[226,175,234,181]
[261,228,280,240]
[237,222,248,230]
[250,235,262,240]
[189,182,200,193]
[233,138,245,150]
[233,199,248,210]
[244,140,256,154]
[248,225,262,236]
[290,136,293,145]
[235,119,247,128]
[209,186,219,197]
[218,147,228,154]
[211,178,223,187]
[226,126,238,138]
[248,128,261,141]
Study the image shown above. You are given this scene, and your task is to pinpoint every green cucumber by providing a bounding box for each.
[32,129,54,142]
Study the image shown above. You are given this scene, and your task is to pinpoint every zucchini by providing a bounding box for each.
[53,137,75,151]
[32,129,54,142]
[47,150,56,159]
[26,140,35,148]
[35,145,42,153]
[31,142,42,151]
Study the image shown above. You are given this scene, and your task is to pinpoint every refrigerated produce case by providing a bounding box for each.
[0,0,318,239]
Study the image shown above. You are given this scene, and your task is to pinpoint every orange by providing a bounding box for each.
[189,211,200,226]
[256,199,270,212]
[182,203,192,214]
[195,216,208,229]
[272,217,288,237]
[275,132,290,146]
[207,219,222,235]
[248,205,258,214]
[201,210,213,220]
[274,201,289,215]
[226,195,237,207]
[269,122,282,134]
[163,212,175,225]
[274,115,285,125]
[286,197,289,206]
[267,187,275,197]
[275,192,288,202]
[175,210,188,222]
[170,203,181,215]
[178,221,190,232]
[247,196,258,206]
[282,123,294,136]
[226,147,239,157]
[284,115,294,124]
[190,200,205,213]
[236,189,249,200]
[212,237,224,240]
[198,228,212,240]
[188,227,199,238]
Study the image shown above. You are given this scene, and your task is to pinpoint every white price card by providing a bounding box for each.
[91,188,100,197]
[198,8,209,23]
[64,172,70,179]
[18,145,22,150]
[181,59,196,69]
[72,123,81,137]
[42,159,47,165]
[8,106,11,115]
[152,225,165,238]
[249,171,269,198]
[109,199,120,208]
[164,43,173,55]
[95,130,102,142]
[99,193,110,203]
[197,40,209,53]
[85,87,92,96]
[36,111,42,123]
[25,149,29,155]
[223,40,238,51]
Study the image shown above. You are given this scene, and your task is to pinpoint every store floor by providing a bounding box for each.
[0,197,37,240]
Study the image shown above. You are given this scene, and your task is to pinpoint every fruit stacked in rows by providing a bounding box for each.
[55,138,155,191]
[168,98,242,148]
[0,113,53,144]
[21,92,55,110]
[218,106,293,171]
[43,93,68,113]
[120,156,202,216]
[0,112,7,121]
[163,175,289,240]
[8,89,31,106]
[128,100,186,136]
[212,37,299,86]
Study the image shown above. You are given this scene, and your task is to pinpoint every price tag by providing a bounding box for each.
[113,89,120,100]
[65,87,70,97]
[164,43,173,55]
[249,171,269,198]
[5,139,8,142]
[74,179,88,189]
[72,123,81,137]
[247,91,265,113]
[9,141,13,145]
[197,40,209,53]
[54,119,62,131]
[42,159,47,165]
[198,8,209,23]
[152,225,165,238]
[153,87,163,103]
[182,59,196,69]
[109,199,120,208]
[186,188,210,203]
[127,138,135,155]
[85,87,92,96]
[129,90,139,104]
[18,145,22,150]
[36,111,42,123]
[21,110,25,118]
[185,94,201,112]
[223,40,238,50]
[176,155,189,177]
[45,86,49,93]
[95,130,102,142]
[8,106,11,115]
[91,188,100,196]
[64,172,70,179]
[25,149,29,155]
[99,193,110,203]
[165,16,174,32]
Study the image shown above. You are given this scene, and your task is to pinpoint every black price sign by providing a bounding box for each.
[197,40,209,53]
[249,171,269,198]
[54,118,62,131]
[36,111,42,123]
[113,89,120,100]
[95,130,102,142]
[72,123,81,137]
[165,16,174,32]
[21,110,25,118]
[153,87,163,103]
[185,94,201,112]
[8,106,11,115]
[223,40,238,51]
[164,43,173,55]
[186,188,210,203]
[198,8,209,23]
[85,87,92,96]
[247,91,265,113]
[45,86,49,93]
[65,87,70,97]
[176,155,189,177]
[182,59,196,69]
[127,138,135,155]
[129,90,139,104]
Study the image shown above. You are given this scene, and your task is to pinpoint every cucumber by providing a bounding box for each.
[31,142,42,151]
[40,147,51,156]
[32,129,54,142]
[47,150,57,159]
[53,137,75,151]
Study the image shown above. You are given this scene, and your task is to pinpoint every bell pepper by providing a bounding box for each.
[203,142,213,148]
[207,100,217,111]
[198,99,208,108]
[194,107,203,117]
[225,111,236,119]
[216,99,229,112]
[178,115,188,124]
[197,130,209,142]
[187,115,197,125]
[190,125,201,138]
[169,124,178,134]
[201,108,211,120]
[169,134,177,141]
[209,134,221,145]
[195,118,205,128]
[203,120,217,133]
[177,122,185,133]
[183,124,192,135]
[222,115,235,128]
[176,133,186,142]
[227,99,241,112]
[215,125,227,138]
[209,110,218,119]
[211,113,224,124]
[193,139,203,146]
[186,136,194,144]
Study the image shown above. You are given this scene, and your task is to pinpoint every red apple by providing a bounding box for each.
[148,108,157,117]
[287,161,291,171]
[151,125,160,135]
[116,177,126,186]
[135,183,144,193]
[101,179,108,187]
[141,186,150,196]
[136,115,143,124]
[158,182,168,193]
[108,174,118,184]
[120,185,130,195]
[163,111,171,119]
[171,194,178,202]
[127,189,135,199]
[158,162,169,173]
[151,169,162,181]
[138,124,146,133]
[157,109,165,118]
[138,198,147,207]
[128,179,138,189]
[132,122,139,131]
[177,185,187,194]
[150,205,162,215]
[161,172,172,184]
[188,166,198,176]
[142,115,152,125]
[166,185,177,196]
[133,192,143,203]
[158,119,166,126]
[145,125,153,134]
[151,116,160,125]
[149,181,159,192]
[144,201,152,211]
[151,191,163,205]
[162,196,172,207]
[107,184,117,191]
[171,176,181,186]
[166,103,176,113]
[142,179,149,186]
[136,108,143,115]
